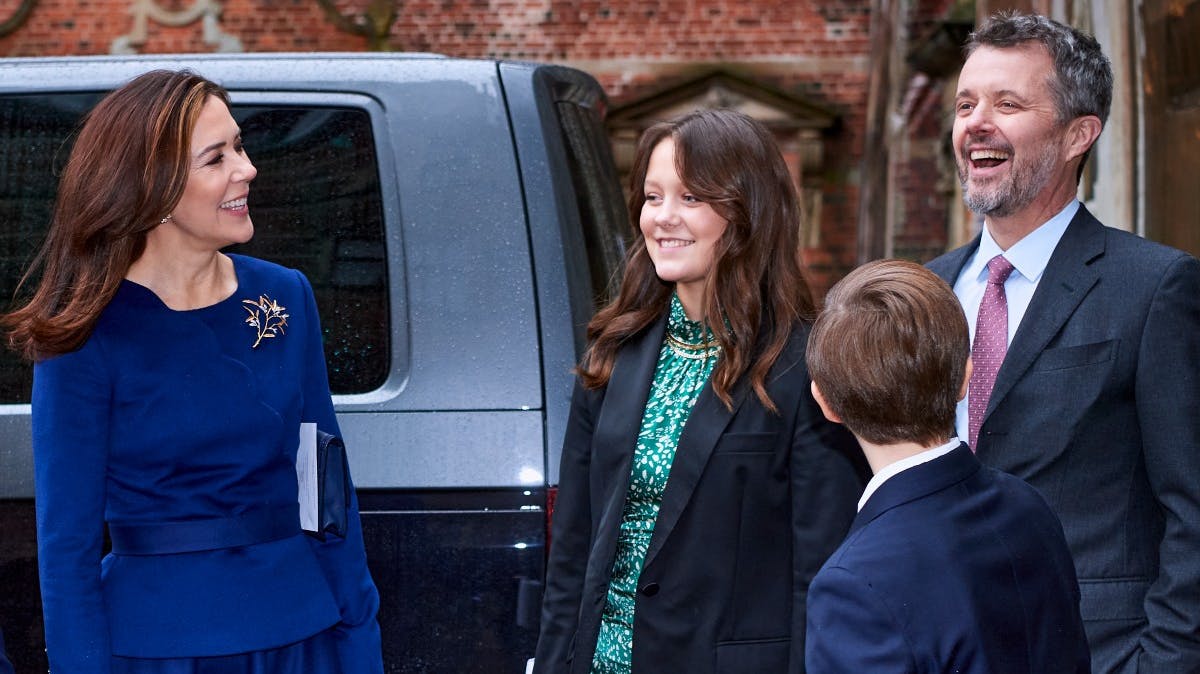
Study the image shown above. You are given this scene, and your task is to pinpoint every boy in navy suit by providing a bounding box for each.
[803,259,1089,673]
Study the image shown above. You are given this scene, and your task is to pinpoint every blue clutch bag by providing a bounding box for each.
[311,430,351,540]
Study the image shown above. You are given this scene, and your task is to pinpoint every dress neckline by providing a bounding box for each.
[666,293,715,346]
[664,293,720,360]
[122,254,242,314]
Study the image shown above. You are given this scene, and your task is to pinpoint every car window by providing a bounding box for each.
[229,105,389,394]
[0,96,389,401]
[554,99,627,308]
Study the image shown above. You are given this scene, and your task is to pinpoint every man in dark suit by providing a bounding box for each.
[927,12,1200,674]
[803,259,1089,673]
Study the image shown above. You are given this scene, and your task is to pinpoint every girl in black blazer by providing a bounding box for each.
[533,109,867,674]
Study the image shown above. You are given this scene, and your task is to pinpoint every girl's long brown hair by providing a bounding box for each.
[579,109,816,412]
[3,70,229,361]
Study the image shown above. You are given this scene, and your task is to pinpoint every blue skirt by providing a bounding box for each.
[112,628,339,674]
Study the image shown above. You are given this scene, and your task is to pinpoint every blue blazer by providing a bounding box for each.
[32,255,381,673]
[805,444,1090,673]
[0,628,14,674]
[928,206,1200,673]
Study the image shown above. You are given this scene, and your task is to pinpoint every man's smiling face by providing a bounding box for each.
[952,44,1071,219]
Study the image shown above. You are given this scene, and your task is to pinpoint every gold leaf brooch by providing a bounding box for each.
[242,295,289,349]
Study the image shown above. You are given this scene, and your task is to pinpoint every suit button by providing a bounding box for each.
[640,582,660,596]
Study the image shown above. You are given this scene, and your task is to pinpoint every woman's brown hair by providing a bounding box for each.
[579,108,815,412]
[3,70,229,361]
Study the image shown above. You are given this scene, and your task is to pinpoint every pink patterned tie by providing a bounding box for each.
[968,255,1015,450]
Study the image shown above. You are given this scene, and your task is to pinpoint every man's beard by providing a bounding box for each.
[958,139,1059,217]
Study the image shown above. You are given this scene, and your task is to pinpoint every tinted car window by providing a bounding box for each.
[0,94,99,403]
[555,99,627,308]
[229,105,388,394]
[0,97,388,400]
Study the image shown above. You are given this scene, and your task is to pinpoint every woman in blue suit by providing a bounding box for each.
[3,71,382,673]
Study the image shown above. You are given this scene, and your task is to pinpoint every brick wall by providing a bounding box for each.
[0,0,959,295]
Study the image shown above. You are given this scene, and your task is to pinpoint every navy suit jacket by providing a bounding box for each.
[806,444,1090,673]
[535,316,867,674]
[928,206,1200,674]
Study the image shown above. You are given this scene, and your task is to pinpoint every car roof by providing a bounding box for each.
[0,53,547,93]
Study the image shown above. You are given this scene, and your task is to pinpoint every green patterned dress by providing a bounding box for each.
[590,294,720,674]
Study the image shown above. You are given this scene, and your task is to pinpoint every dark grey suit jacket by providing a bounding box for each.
[928,205,1200,674]
[534,315,866,674]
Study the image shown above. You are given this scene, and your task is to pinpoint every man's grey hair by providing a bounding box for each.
[967,11,1113,127]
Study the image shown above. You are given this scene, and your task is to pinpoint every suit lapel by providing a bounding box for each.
[590,315,667,545]
[852,444,980,533]
[642,367,747,570]
[983,207,1105,425]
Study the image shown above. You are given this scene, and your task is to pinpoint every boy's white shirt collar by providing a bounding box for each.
[858,438,961,512]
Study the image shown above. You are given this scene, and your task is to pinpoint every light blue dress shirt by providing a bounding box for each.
[952,200,1079,444]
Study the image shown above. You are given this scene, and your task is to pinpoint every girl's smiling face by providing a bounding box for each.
[639,137,728,318]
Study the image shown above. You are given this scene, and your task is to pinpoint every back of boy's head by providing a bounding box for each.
[807,259,968,447]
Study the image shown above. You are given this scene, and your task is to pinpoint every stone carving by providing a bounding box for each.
[315,0,397,51]
[0,0,36,38]
[111,0,243,54]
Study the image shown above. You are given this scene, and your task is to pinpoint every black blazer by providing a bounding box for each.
[534,315,866,674]
[806,444,1090,673]
[928,205,1200,674]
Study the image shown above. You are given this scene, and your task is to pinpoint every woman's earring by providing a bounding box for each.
[159,214,172,224]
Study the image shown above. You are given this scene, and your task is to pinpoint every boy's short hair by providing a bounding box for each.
[807,260,969,446]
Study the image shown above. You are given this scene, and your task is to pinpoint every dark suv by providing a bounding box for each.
[0,53,627,673]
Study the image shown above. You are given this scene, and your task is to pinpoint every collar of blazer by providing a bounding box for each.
[931,206,1105,447]
[851,443,979,533]
[591,309,756,572]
